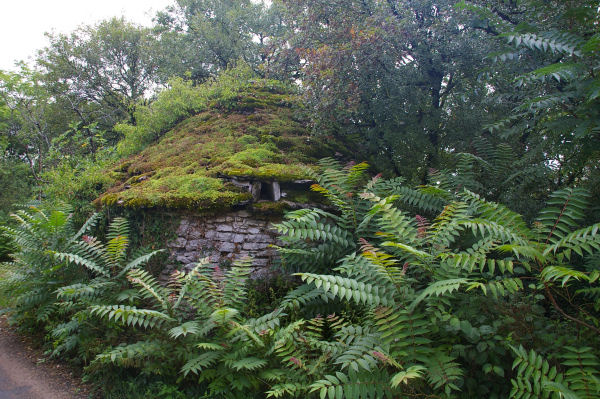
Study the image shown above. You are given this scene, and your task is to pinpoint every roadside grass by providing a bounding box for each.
[0,262,12,310]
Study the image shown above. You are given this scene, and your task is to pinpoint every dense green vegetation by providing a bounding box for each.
[0,0,598,398]
[100,65,341,211]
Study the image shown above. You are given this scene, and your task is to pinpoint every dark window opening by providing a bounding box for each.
[260,182,274,200]
[281,181,312,192]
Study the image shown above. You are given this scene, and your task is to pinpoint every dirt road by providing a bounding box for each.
[0,316,92,399]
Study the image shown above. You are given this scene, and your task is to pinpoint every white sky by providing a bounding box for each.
[0,0,174,71]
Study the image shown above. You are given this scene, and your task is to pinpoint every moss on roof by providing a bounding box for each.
[97,81,339,211]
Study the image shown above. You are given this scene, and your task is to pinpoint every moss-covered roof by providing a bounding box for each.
[98,82,339,211]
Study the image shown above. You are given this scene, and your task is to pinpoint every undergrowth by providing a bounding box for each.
[1,161,598,398]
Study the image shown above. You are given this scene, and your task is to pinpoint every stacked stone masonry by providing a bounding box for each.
[165,210,282,279]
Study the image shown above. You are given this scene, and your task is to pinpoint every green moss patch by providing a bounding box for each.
[98,81,341,211]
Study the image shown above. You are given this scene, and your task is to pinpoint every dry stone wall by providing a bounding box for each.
[163,210,282,279]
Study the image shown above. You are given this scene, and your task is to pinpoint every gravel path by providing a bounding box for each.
[0,316,92,399]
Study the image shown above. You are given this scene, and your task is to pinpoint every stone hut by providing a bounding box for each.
[96,81,337,277]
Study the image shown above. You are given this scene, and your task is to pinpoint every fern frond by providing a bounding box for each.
[126,268,170,311]
[409,278,470,311]
[333,327,386,372]
[248,308,284,334]
[106,217,130,241]
[543,223,600,258]
[467,278,524,298]
[283,207,344,226]
[381,241,431,260]
[68,212,102,245]
[223,257,252,309]
[459,220,529,246]
[230,357,268,371]
[374,307,432,361]
[56,280,115,301]
[16,289,50,308]
[335,252,399,293]
[517,62,585,85]
[295,273,394,307]
[280,284,337,310]
[181,351,223,376]
[94,340,164,367]
[370,196,419,243]
[537,188,590,245]
[36,303,58,322]
[541,266,593,287]
[169,321,201,338]
[395,185,448,213]
[266,383,305,398]
[106,238,128,268]
[90,305,174,328]
[510,345,565,399]
[274,220,354,247]
[52,252,110,277]
[390,365,427,388]
[461,189,529,236]
[117,249,165,277]
[424,352,463,394]
[505,30,584,56]
[561,346,600,399]
[309,369,395,399]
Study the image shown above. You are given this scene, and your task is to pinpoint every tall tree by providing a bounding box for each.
[0,94,32,215]
[37,17,160,128]
[154,0,284,82]
[461,0,600,197]
[0,67,66,185]
[273,0,504,182]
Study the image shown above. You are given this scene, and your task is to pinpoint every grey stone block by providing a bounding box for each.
[272,181,281,201]
[196,239,212,248]
[243,242,270,250]
[256,248,277,258]
[186,239,200,249]
[176,220,190,235]
[169,237,187,248]
[233,234,246,243]
[219,242,236,252]
[234,251,250,259]
[247,234,272,243]
[188,230,202,239]
[252,258,269,267]
[177,255,193,264]
[216,232,234,241]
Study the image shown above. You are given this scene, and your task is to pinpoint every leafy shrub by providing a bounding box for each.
[41,152,117,222]
[3,162,598,399]
[87,258,284,398]
[270,159,600,398]
[116,77,207,156]
[0,205,95,332]
[0,206,163,366]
